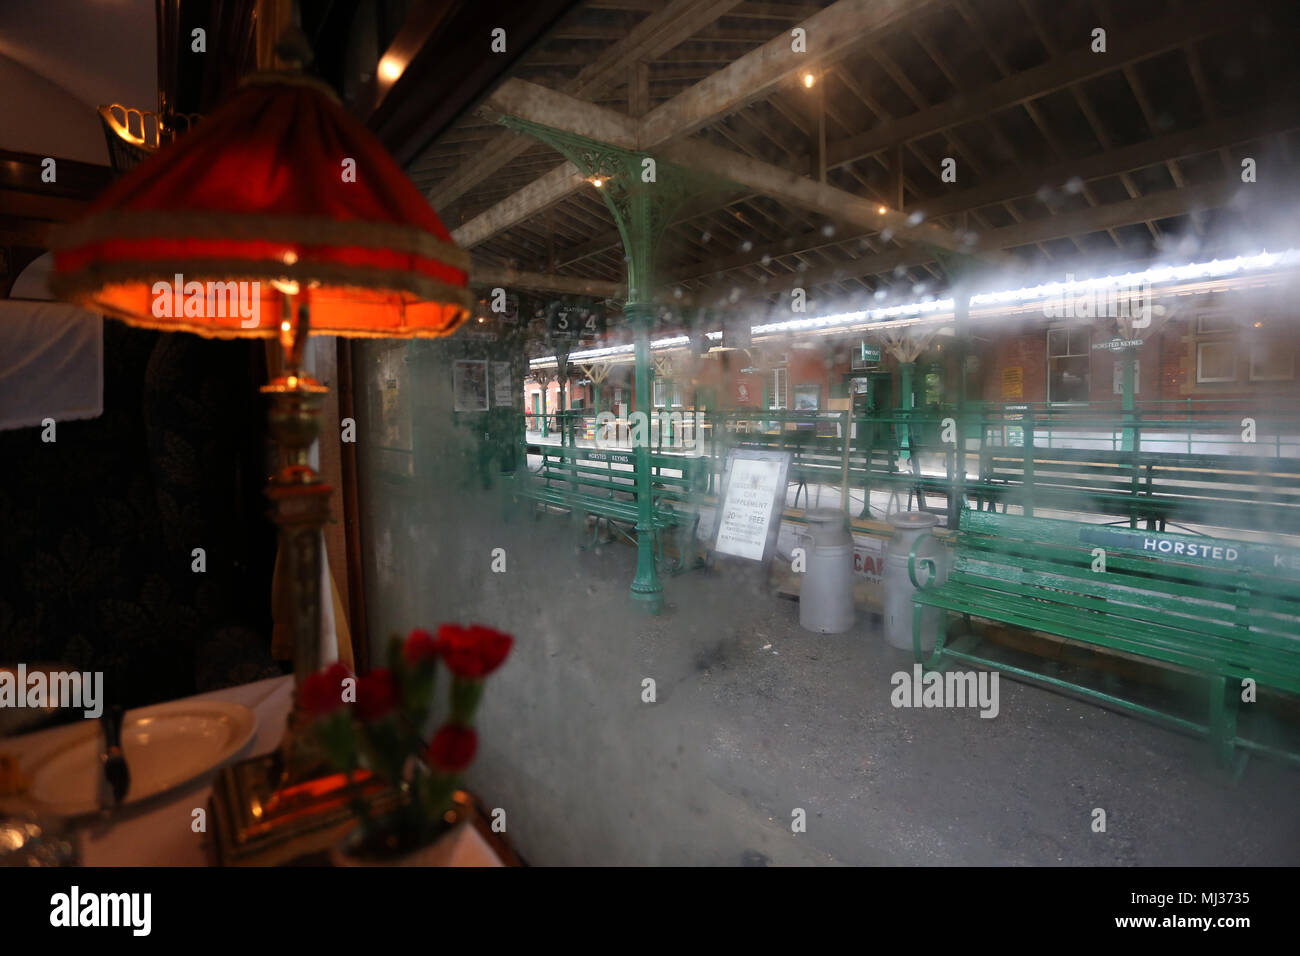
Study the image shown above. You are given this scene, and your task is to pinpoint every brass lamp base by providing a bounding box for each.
[261,293,336,782]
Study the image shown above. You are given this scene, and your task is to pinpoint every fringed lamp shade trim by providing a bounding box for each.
[51,75,471,339]
[52,264,472,339]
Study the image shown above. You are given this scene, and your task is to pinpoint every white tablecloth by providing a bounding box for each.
[9,675,294,866]
[8,674,503,866]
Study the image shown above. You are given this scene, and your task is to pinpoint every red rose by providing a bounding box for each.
[434,623,513,679]
[301,662,352,718]
[353,668,397,722]
[426,723,478,772]
[403,628,438,666]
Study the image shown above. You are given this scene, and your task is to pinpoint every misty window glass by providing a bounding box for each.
[1048,327,1090,403]
[1197,341,1237,383]
[923,369,943,407]
[653,380,667,407]
[1197,314,1236,334]
[1250,342,1294,382]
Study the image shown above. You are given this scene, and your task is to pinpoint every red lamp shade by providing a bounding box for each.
[51,73,470,338]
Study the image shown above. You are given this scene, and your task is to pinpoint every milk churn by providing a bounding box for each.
[798,508,856,634]
[884,511,942,652]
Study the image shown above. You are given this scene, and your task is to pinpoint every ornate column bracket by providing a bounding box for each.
[580,362,610,385]
[495,115,728,305]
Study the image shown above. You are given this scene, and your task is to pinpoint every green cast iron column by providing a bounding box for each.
[952,292,969,526]
[932,248,981,529]
[1119,347,1137,453]
[626,302,662,612]
[494,115,725,614]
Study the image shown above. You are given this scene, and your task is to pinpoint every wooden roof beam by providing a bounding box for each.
[453,0,935,248]
[676,104,1298,281]
[695,179,1245,301]
[470,263,624,298]
[826,0,1247,168]
[427,0,746,210]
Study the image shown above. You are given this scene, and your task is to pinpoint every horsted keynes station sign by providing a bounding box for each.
[1092,337,1143,351]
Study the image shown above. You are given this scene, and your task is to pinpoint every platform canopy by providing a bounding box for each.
[406,0,1299,352]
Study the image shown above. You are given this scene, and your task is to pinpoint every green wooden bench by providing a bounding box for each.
[1138,451,1300,533]
[514,445,706,572]
[972,446,1154,521]
[972,447,1300,533]
[907,509,1300,770]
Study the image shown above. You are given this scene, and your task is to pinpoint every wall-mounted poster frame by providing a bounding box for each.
[453,359,489,412]
[492,361,513,407]
[793,383,820,411]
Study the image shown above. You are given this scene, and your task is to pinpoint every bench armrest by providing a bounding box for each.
[907,530,939,590]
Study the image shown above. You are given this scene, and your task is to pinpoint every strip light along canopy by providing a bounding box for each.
[530,249,1300,369]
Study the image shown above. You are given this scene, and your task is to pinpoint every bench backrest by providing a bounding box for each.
[533,445,707,503]
[951,509,1300,663]
[976,447,1300,531]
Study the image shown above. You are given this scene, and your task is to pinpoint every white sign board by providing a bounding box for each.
[1113,358,1139,395]
[713,449,791,563]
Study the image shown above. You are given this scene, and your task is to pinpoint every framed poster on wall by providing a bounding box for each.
[794,384,820,410]
[453,359,489,412]
[492,361,513,407]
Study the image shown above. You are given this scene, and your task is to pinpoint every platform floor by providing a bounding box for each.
[361,482,1300,866]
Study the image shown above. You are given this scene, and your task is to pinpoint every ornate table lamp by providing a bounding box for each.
[50,41,470,760]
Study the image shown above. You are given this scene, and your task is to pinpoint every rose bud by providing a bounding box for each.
[426,723,478,772]
[300,661,352,718]
[353,668,397,722]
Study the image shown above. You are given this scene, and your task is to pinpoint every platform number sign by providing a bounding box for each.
[546,301,606,341]
[579,308,605,339]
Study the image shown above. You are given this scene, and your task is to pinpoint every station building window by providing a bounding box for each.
[1195,315,1238,384]
[922,367,943,407]
[654,380,686,408]
[1047,327,1090,403]
[1249,342,1294,382]
[1196,340,1237,383]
